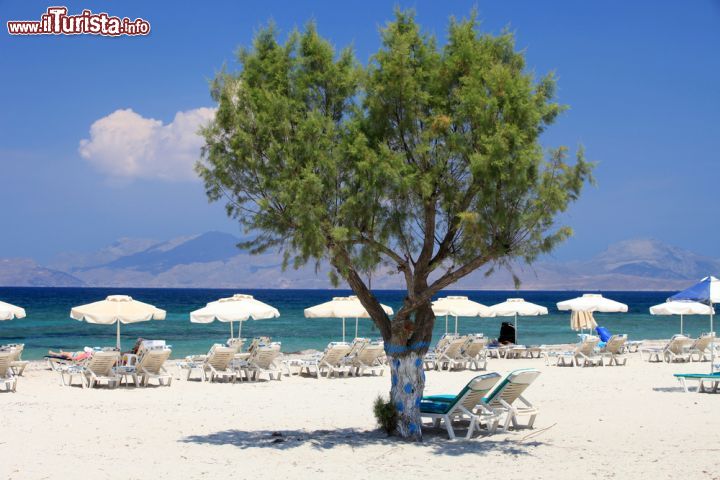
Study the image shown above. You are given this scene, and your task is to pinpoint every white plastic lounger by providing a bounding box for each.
[432,336,469,371]
[600,335,628,366]
[299,342,351,379]
[420,372,501,439]
[641,335,692,363]
[688,333,715,362]
[461,335,488,371]
[423,334,457,369]
[348,342,385,377]
[84,351,120,389]
[544,337,600,367]
[132,348,172,386]
[242,343,283,381]
[2,344,30,376]
[674,372,720,393]
[480,368,541,432]
[0,352,17,392]
[202,347,237,382]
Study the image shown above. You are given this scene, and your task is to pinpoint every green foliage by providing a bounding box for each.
[198,9,594,331]
[373,395,398,435]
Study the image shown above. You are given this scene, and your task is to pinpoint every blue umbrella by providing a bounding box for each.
[669,276,720,372]
[669,276,720,333]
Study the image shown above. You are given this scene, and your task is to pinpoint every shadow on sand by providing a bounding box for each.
[180,427,542,456]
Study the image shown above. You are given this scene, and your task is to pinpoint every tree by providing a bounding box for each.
[198,10,593,440]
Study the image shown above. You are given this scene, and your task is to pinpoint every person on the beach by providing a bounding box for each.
[124,338,144,356]
[47,347,94,361]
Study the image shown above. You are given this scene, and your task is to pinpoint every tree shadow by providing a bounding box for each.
[180,427,542,457]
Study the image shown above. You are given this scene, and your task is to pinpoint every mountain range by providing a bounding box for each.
[0,233,717,290]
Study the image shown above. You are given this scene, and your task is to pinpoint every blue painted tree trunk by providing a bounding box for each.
[389,352,425,440]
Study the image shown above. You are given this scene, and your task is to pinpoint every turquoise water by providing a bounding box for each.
[0,287,709,360]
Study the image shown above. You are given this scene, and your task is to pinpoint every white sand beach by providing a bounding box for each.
[2,347,718,480]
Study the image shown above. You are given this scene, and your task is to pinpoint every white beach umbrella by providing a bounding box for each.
[557,293,628,334]
[70,295,166,349]
[557,293,628,313]
[190,294,280,339]
[488,298,548,345]
[649,301,714,335]
[431,296,494,335]
[304,296,393,342]
[0,301,26,321]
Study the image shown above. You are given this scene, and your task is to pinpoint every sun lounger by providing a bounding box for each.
[178,345,237,382]
[641,335,692,363]
[420,372,502,439]
[674,372,720,393]
[2,344,29,376]
[348,341,385,377]
[543,337,601,367]
[242,342,283,381]
[600,334,628,366]
[299,342,351,379]
[83,351,120,389]
[461,335,488,371]
[480,368,541,432]
[688,333,715,362]
[425,335,468,371]
[423,334,457,369]
[128,348,173,387]
[0,352,18,392]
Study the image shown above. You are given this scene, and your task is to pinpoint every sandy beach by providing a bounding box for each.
[2,346,718,480]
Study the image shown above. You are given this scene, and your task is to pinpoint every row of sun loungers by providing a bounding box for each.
[420,368,540,439]
[542,335,629,367]
[423,334,488,371]
[640,333,715,363]
[49,341,173,388]
[293,338,386,378]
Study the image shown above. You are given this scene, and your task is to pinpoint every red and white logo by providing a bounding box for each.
[7,6,151,36]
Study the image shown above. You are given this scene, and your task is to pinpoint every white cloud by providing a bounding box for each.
[79,107,216,181]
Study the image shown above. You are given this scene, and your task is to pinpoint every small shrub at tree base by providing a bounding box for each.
[373,395,398,435]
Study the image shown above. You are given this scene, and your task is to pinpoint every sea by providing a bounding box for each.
[0,287,708,360]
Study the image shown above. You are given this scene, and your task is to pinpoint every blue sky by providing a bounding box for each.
[1,0,719,264]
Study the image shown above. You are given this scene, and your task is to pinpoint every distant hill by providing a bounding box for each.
[90,231,245,274]
[0,234,717,289]
[452,239,720,290]
[0,258,84,287]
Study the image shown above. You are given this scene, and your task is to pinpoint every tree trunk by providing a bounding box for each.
[388,351,425,441]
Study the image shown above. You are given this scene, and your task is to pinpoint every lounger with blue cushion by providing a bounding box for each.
[480,368,540,432]
[673,372,720,393]
[420,372,501,439]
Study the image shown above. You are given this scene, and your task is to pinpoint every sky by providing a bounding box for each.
[1,0,719,264]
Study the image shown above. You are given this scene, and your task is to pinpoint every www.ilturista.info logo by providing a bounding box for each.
[7,7,150,36]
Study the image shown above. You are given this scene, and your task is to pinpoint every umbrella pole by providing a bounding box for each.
[515,313,518,345]
[355,318,359,339]
[342,318,346,343]
[445,315,448,335]
[116,321,121,350]
[455,315,458,335]
[680,314,683,335]
[230,321,234,340]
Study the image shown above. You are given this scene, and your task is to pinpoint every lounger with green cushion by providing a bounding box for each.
[480,368,540,432]
[420,372,501,439]
[673,372,720,393]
